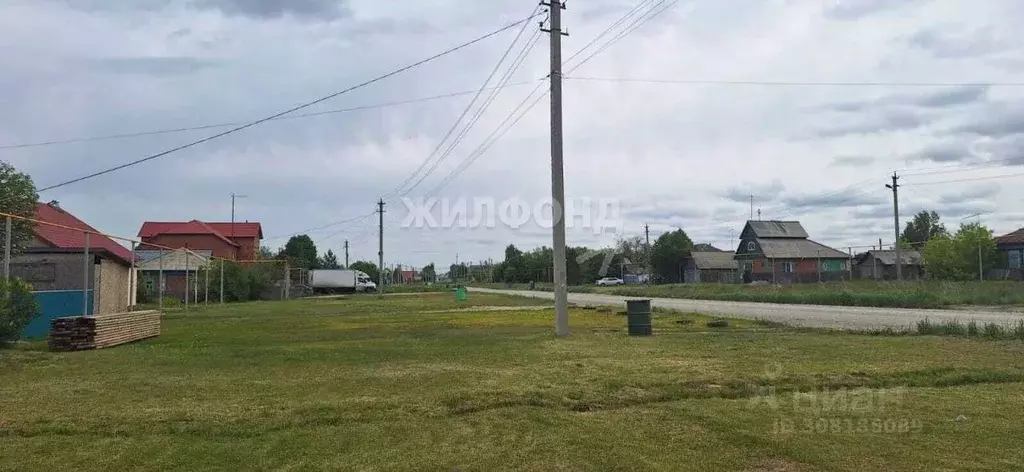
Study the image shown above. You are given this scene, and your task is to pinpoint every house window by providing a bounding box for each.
[1010,250,1022,269]
[781,262,795,273]
[746,241,756,252]
[145,279,155,294]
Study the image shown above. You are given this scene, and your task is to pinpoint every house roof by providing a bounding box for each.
[692,243,724,252]
[205,222,263,239]
[138,220,248,247]
[691,251,738,270]
[755,238,848,259]
[743,220,809,239]
[995,228,1024,245]
[33,202,134,266]
[135,249,212,271]
[855,250,922,266]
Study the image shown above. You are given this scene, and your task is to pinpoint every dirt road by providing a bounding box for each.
[469,287,1024,330]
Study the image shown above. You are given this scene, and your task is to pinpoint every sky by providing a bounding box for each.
[2,0,1024,269]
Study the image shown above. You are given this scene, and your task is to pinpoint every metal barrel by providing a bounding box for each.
[625,299,652,336]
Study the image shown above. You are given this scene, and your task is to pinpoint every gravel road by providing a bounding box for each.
[470,287,1024,331]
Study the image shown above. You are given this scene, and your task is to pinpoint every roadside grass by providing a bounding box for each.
[606,280,1024,309]
[2,294,1023,470]
[472,280,1024,308]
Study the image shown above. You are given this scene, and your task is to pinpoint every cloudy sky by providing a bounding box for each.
[3,0,1024,269]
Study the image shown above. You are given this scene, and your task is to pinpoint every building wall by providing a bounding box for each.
[230,236,260,260]
[742,257,850,284]
[96,258,132,314]
[998,243,1024,269]
[141,234,238,260]
[9,252,97,292]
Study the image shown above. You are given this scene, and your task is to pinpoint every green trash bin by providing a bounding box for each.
[625,299,652,336]
[455,286,468,301]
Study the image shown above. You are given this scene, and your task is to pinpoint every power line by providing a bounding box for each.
[562,76,1024,87]
[903,171,1024,186]
[0,83,534,151]
[263,212,376,242]
[388,6,542,199]
[899,156,1024,177]
[424,0,673,196]
[567,0,679,72]
[37,14,542,193]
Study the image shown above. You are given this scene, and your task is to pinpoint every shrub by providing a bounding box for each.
[0,278,39,345]
[161,296,180,307]
[706,319,730,328]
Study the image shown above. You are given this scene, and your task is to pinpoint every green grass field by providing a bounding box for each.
[3,293,1024,470]
[475,280,1024,309]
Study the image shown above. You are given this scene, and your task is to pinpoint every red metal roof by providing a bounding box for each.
[996,228,1024,245]
[33,203,135,265]
[139,221,262,240]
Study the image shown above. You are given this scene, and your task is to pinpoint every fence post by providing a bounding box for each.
[284,263,291,299]
[204,259,210,306]
[185,249,190,310]
[83,233,91,316]
[3,216,11,282]
[158,248,164,312]
[129,241,136,310]
[219,259,225,304]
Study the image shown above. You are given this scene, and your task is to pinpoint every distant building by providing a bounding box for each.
[135,249,213,301]
[995,228,1024,270]
[684,252,739,284]
[854,250,924,280]
[733,220,850,284]
[138,221,263,260]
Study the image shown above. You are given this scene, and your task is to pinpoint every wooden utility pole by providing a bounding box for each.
[886,173,902,281]
[542,0,569,337]
[344,240,350,268]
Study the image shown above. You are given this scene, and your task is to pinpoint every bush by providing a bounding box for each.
[161,296,180,307]
[0,278,39,345]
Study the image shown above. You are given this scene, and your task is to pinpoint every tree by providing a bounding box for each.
[282,235,318,269]
[650,229,694,283]
[450,263,469,282]
[349,261,379,283]
[319,249,341,269]
[0,278,38,345]
[258,246,276,260]
[0,161,39,253]
[421,263,437,282]
[921,223,998,280]
[616,235,647,274]
[901,211,948,248]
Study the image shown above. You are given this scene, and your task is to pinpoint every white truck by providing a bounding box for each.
[309,270,377,294]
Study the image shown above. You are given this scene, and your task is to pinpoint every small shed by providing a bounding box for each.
[135,249,213,301]
[854,250,924,280]
[684,252,739,284]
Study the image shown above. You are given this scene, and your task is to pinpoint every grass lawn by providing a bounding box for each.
[3,292,1024,470]
[476,281,1024,309]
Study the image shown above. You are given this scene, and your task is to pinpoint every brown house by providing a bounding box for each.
[137,221,263,260]
[733,220,850,284]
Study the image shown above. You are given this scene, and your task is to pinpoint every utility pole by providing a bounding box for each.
[749,195,754,220]
[377,199,385,298]
[344,240,350,268]
[543,0,570,337]
[886,173,902,281]
[231,193,248,241]
[645,223,651,282]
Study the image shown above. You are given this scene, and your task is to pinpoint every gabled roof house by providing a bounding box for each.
[733,220,849,283]
[138,220,263,261]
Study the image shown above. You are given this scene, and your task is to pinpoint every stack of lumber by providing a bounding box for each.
[49,310,161,351]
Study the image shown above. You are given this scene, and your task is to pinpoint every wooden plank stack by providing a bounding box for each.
[49,310,162,351]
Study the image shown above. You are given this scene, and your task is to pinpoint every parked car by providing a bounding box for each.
[596,277,624,286]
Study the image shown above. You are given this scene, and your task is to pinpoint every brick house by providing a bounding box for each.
[10,202,137,318]
[733,220,850,284]
[137,221,263,260]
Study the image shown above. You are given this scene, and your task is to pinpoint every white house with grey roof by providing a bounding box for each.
[733,220,850,284]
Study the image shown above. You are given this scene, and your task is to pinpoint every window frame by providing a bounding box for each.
[781,261,795,273]
[746,241,756,252]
